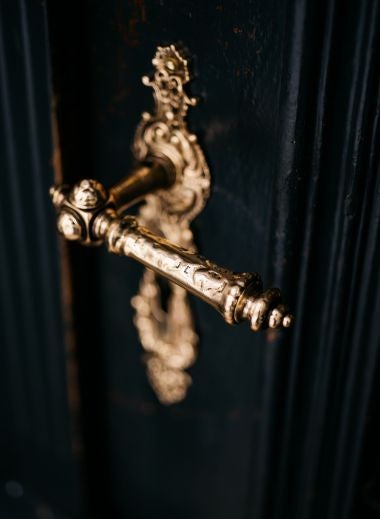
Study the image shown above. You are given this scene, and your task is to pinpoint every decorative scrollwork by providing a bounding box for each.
[132,45,211,404]
[133,44,210,224]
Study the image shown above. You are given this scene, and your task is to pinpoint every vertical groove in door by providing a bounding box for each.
[258,1,380,518]
[0,1,81,517]
[46,2,115,518]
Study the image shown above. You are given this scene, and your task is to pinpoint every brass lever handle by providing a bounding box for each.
[50,170,293,331]
[50,44,293,404]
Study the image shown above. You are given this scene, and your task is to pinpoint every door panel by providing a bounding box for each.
[48,3,290,518]
[1,1,380,518]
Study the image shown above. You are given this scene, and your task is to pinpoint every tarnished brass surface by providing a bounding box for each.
[95,212,293,331]
[109,162,175,213]
[51,185,293,333]
[50,45,293,404]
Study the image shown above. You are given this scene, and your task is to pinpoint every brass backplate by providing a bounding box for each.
[131,45,211,404]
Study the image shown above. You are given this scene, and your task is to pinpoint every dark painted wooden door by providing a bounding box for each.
[1,1,380,518]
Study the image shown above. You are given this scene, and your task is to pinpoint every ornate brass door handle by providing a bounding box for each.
[51,45,293,404]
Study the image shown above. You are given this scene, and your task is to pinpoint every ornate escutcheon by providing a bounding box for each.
[131,45,210,404]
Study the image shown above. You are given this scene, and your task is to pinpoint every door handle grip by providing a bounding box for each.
[50,172,293,332]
